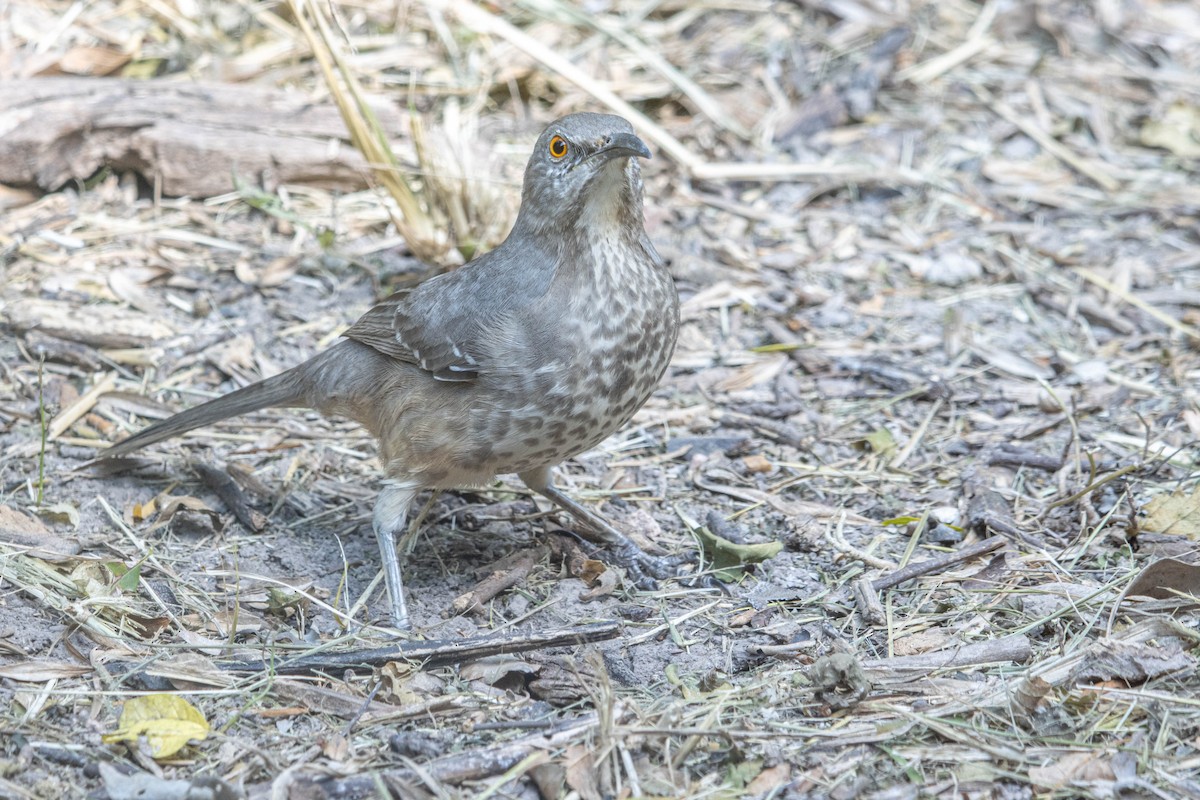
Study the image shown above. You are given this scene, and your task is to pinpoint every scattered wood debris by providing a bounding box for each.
[1,0,1198,796]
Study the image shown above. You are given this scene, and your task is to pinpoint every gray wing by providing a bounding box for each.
[342,286,485,383]
[342,244,554,383]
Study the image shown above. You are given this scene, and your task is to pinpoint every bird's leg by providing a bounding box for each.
[519,468,691,588]
[372,481,418,629]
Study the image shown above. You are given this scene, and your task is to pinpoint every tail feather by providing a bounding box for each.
[102,369,305,458]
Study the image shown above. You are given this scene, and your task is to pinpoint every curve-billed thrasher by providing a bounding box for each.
[103,112,681,628]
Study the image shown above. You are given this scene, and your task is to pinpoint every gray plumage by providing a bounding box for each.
[104,113,681,628]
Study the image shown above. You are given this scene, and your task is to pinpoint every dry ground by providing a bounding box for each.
[2,1,1200,798]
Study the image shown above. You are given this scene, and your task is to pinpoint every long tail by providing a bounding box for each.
[102,368,306,458]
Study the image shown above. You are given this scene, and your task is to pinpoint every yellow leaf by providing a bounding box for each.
[1143,487,1200,539]
[1140,102,1200,158]
[102,694,210,759]
[860,427,896,456]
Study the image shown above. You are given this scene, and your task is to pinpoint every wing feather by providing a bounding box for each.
[341,244,554,383]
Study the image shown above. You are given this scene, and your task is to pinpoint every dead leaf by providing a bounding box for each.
[460,655,538,686]
[149,496,223,537]
[1029,750,1116,788]
[70,560,117,599]
[36,502,79,529]
[1071,640,1195,685]
[378,661,444,706]
[379,662,421,706]
[32,46,131,77]
[892,629,954,656]
[127,615,172,640]
[234,256,299,288]
[319,733,350,761]
[1140,102,1200,158]
[133,496,158,523]
[745,762,791,795]
[0,661,92,681]
[155,495,216,518]
[1010,675,1052,717]
[575,558,607,586]
[108,265,171,314]
[564,744,602,800]
[0,504,80,557]
[859,427,896,456]
[727,607,757,627]
[101,694,210,759]
[1124,557,1200,600]
[714,354,787,392]
[1142,487,1200,538]
[579,564,619,601]
[742,453,773,473]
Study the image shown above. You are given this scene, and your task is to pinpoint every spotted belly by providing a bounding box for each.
[378,238,679,489]
[481,363,667,476]
[467,299,676,480]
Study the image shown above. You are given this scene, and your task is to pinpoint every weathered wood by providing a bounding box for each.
[0,77,406,196]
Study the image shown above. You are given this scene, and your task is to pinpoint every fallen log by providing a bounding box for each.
[0,77,405,196]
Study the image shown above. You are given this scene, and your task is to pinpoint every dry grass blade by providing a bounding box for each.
[4,0,1200,796]
[0,547,132,643]
[432,0,695,166]
[408,105,512,261]
[516,0,748,139]
[975,86,1121,193]
[1074,267,1200,342]
[289,0,444,262]
[434,0,880,183]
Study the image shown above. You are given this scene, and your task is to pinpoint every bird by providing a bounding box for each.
[102,112,682,629]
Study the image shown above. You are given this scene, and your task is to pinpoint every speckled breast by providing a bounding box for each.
[477,248,679,478]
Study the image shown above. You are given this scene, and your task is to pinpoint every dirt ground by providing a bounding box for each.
[2,1,1200,798]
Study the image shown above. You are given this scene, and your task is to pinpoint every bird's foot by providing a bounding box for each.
[611,539,695,589]
[530,482,719,591]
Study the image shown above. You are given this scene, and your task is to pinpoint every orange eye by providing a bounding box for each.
[548,135,568,159]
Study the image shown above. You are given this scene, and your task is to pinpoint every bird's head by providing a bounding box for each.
[514,113,652,240]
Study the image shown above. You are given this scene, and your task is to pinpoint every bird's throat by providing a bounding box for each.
[576,158,635,235]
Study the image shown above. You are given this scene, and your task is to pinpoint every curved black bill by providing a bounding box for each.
[596,131,652,161]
